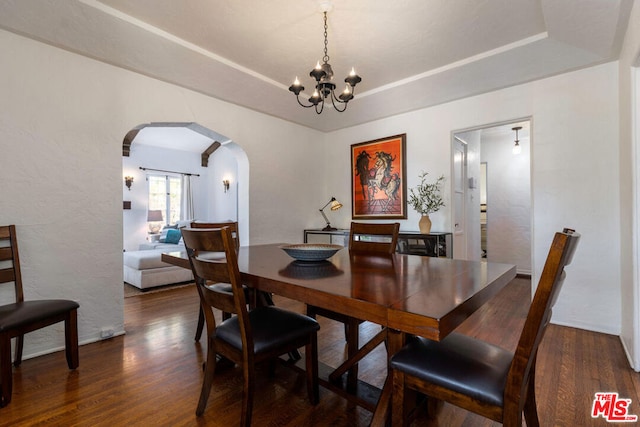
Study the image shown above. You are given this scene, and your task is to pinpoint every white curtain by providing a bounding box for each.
[182,175,195,220]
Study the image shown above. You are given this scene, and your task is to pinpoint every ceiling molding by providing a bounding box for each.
[2,0,633,132]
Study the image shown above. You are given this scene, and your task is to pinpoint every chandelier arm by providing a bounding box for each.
[331,93,347,105]
[329,89,350,110]
[329,93,348,112]
[330,90,350,105]
[314,98,325,114]
[295,95,318,109]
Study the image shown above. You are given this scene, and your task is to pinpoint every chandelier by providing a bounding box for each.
[288,6,362,114]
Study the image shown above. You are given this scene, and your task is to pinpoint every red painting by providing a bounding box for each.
[351,134,407,219]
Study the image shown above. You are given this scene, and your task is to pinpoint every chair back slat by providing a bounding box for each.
[0,225,24,302]
[180,227,251,350]
[192,260,238,315]
[505,228,580,415]
[349,222,400,255]
[0,247,13,262]
[0,268,16,284]
[190,222,240,250]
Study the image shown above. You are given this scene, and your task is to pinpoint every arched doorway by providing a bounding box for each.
[121,122,249,251]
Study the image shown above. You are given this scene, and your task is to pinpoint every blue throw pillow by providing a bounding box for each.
[165,228,182,244]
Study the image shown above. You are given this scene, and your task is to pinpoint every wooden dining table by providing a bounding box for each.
[162,243,516,426]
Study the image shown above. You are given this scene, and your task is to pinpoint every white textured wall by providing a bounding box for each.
[324,62,621,335]
[0,29,324,359]
[619,0,640,370]
[207,145,239,223]
[0,24,629,359]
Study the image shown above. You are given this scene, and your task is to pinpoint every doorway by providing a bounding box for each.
[452,120,532,275]
[122,123,249,252]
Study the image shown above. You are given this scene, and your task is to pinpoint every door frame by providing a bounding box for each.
[451,117,533,266]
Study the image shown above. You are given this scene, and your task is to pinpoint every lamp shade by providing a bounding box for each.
[319,197,342,231]
[147,210,163,222]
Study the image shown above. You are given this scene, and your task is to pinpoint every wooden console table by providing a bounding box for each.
[303,229,452,258]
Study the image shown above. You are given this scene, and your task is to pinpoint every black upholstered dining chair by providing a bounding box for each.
[307,221,400,388]
[0,224,79,407]
[389,228,580,427]
[181,227,320,426]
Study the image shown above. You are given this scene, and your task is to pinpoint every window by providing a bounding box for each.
[148,174,182,225]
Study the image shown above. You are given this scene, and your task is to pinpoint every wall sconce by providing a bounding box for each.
[124,176,134,191]
[319,197,343,231]
[223,179,230,193]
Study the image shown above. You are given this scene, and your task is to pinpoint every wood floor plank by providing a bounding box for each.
[1,278,638,426]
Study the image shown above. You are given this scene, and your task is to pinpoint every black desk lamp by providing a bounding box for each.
[319,197,343,231]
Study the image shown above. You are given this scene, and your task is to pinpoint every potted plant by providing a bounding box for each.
[408,172,445,233]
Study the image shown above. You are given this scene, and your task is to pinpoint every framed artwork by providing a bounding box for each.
[351,134,407,219]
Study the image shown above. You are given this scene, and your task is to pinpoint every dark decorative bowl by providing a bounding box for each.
[280,243,343,262]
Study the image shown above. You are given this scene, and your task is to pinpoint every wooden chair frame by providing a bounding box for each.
[189,221,240,341]
[0,225,79,407]
[391,228,580,427]
[181,227,319,426]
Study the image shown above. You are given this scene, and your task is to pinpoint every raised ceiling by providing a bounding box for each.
[0,0,633,132]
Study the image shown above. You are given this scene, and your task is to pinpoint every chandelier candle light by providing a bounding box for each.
[289,2,362,114]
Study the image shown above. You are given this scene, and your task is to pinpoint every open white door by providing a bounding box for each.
[452,137,467,259]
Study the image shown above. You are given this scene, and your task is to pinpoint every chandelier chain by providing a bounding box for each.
[323,12,329,64]
[287,6,361,114]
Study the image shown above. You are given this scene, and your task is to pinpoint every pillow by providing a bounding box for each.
[165,229,182,244]
[176,220,192,229]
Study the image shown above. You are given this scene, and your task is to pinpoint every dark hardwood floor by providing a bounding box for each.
[1,278,638,426]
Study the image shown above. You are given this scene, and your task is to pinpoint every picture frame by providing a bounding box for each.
[351,134,407,219]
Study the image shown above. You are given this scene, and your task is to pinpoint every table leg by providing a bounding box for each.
[328,328,386,382]
[370,328,403,427]
[346,319,359,392]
